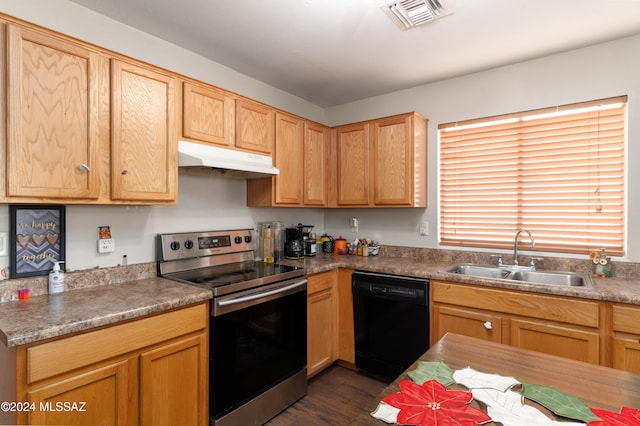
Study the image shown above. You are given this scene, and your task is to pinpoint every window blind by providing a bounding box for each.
[438,96,626,256]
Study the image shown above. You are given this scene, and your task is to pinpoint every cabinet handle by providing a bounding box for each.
[484,321,493,330]
[79,164,90,172]
[121,170,128,175]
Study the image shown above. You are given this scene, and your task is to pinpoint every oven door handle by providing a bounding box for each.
[215,279,307,315]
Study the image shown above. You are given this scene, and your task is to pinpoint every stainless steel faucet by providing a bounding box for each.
[513,229,535,266]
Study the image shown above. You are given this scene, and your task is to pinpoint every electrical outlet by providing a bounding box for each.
[98,238,115,253]
[419,221,429,236]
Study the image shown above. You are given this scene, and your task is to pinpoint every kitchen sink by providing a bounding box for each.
[444,263,588,287]
[446,264,511,279]
[510,270,585,287]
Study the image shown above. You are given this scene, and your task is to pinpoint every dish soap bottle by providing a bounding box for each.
[49,261,65,294]
[263,225,274,263]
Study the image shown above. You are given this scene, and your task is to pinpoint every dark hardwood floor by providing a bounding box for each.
[266,365,389,426]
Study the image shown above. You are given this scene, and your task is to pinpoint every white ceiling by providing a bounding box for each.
[68,0,640,107]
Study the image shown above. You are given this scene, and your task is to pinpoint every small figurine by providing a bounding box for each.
[590,249,612,278]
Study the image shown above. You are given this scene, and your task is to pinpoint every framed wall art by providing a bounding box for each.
[9,205,66,278]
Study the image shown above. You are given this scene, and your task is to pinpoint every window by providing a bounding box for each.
[438,96,626,256]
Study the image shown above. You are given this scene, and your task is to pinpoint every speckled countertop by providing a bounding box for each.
[1,250,639,349]
[282,253,640,305]
[0,277,211,347]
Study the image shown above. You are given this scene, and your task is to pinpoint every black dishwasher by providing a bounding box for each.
[352,271,429,381]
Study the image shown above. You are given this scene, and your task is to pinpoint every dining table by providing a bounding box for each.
[350,332,640,425]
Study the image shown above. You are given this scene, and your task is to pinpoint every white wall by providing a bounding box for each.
[324,35,640,262]
[0,0,325,271]
[1,1,639,273]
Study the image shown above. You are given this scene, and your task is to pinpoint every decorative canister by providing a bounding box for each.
[334,237,347,255]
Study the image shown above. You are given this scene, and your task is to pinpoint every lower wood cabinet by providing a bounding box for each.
[431,280,602,365]
[6,303,208,426]
[510,317,600,364]
[432,305,503,344]
[307,270,337,377]
[306,268,357,376]
[612,304,640,374]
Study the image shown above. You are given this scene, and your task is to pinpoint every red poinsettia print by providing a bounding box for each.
[589,406,640,425]
[382,379,492,426]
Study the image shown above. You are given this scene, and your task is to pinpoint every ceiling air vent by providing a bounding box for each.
[382,0,452,30]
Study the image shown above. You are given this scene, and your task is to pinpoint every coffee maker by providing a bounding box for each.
[285,226,304,259]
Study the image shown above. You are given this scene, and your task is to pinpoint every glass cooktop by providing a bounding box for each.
[166,261,305,293]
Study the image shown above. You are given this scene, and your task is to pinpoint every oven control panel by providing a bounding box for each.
[157,229,255,261]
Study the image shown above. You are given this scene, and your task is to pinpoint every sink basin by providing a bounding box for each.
[510,270,585,287]
[444,263,587,287]
[446,264,511,279]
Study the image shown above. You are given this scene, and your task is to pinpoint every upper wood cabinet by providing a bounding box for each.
[1,18,178,205]
[235,98,274,155]
[334,122,371,206]
[331,112,427,208]
[303,122,329,206]
[274,112,304,204]
[182,80,234,147]
[373,113,427,206]
[110,59,178,202]
[246,115,329,207]
[5,23,103,200]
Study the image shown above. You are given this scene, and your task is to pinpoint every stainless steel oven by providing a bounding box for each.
[157,229,307,426]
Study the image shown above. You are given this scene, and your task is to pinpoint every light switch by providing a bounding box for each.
[419,221,429,236]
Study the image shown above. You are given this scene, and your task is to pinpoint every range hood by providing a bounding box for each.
[178,140,279,179]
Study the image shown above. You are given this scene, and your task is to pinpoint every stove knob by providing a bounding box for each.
[170,241,180,251]
[184,240,194,249]
[244,235,252,243]
[234,236,242,244]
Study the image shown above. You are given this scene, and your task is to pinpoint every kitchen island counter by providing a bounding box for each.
[350,333,640,425]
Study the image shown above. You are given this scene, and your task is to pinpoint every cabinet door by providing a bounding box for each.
[372,115,412,205]
[274,112,303,205]
[303,122,328,206]
[510,318,600,364]
[307,272,337,377]
[308,288,335,377]
[613,337,640,374]
[6,24,100,199]
[336,123,370,206]
[140,334,208,426]
[26,358,135,425]
[612,304,640,373]
[235,98,274,154]
[111,59,177,202]
[183,81,234,147]
[432,305,502,345]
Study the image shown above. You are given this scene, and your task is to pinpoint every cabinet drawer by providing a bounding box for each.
[26,303,207,383]
[613,304,640,334]
[433,305,502,344]
[308,270,336,295]
[432,281,599,327]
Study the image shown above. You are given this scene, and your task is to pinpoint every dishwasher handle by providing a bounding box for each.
[352,271,428,305]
